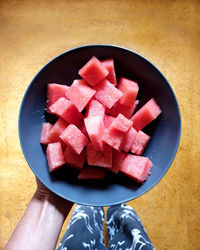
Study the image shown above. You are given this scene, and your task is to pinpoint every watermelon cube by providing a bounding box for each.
[86,99,105,119]
[131,98,162,131]
[65,79,96,112]
[94,79,123,109]
[103,128,125,151]
[64,147,86,170]
[118,77,139,107]
[60,124,88,154]
[110,113,133,133]
[131,131,150,155]
[103,115,115,129]
[86,143,112,168]
[46,142,65,172]
[84,116,105,151]
[46,83,69,113]
[121,127,138,152]
[78,56,109,86]
[48,118,68,143]
[101,58,117,85]
[49,97,84,127]
[78,166,105,179]
[110,150,126,174]
[109,100,139,119]
[120,154,153,183]
[40,123,53,145]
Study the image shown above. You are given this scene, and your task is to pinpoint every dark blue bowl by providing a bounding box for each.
[19,45,181,206]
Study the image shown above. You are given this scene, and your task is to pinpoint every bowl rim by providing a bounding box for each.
[18,44,181,205]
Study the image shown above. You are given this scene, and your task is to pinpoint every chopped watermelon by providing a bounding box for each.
[121,127,138,152]
[78,166,105,179]
[78,56,109,86]
[86,143,112,168]
[101,58,117,85]
[60,124,88,154]
[65,79,96,112]
[131,98,162,131]
[131,131,150,155]
[94,79,123,109]
[103,115,115,129]
[110,113,133,133]
[103,128,125,151]
[48,118,68,143]
[85,99,105,119]
[118,77,139,107]
[111,150,126,174]
[40,123,53,145]
[49,97,84,127]
[109,100,139,119]
[64,147,86,170]
[120,154,153,183]
[46,142,65,172]
[46,83,69,113]
[84,116,105,151]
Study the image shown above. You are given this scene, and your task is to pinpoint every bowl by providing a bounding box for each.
[18,45,181,206]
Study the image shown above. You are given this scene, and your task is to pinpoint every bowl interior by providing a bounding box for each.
[19,45,181,206]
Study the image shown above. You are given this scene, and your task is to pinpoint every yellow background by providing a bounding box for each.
[0,0,200,249]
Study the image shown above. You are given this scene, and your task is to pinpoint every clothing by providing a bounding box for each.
[57,204,155,250]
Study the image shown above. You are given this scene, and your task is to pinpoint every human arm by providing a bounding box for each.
[4,179,73,250]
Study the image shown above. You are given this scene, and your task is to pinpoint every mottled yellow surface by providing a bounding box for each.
[0,0,200,249]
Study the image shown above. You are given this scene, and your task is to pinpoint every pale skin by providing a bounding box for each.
[4,179,73,250]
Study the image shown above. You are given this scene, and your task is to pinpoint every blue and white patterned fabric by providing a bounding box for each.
[57,204,155,250]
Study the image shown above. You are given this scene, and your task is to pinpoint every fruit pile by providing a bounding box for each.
[40,56,161,183]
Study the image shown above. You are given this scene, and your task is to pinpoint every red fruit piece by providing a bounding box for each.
[86,99,105,119]
[46,142,65,172]
[130,131,150,155]
[64,147,86,170]
[60,124,88,154]
[86,143,112,168]
[49,97,84,127]
[120,154,153,183]
[78,166,105,179]
[46,83,69,113]
[40,123,53,145]
[78,56,109,86]
[48,118,68,143]
[109,100,139,119]
[94,79,123,109]
[110,113,133,133]
[103,128,125,151]
[118,77,139,107]
[110,150,126,174]
[101,58,117,85]
[103,115,115,129]
[84,116,105,151]
[121,127,138,153]
[131,98,162,131]
[65,79,96,112]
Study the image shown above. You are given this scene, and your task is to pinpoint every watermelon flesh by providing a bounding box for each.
[103,115,115,129]
[131,131,150,155]
[121,127,138,152]
[86,99,105,119]
[40,123,53,145]
[46,142,65,172]
[78,166,105,179]
[103,128,125,151]
[78,56,109,86]
[49,97,84,127]
[131,98,162,131]
[110,113,133,133]
[111,150,126,174]
[120,154,153,183]
[64,147,86,170]
[60,124,88,154]
[109,100,139,119]
[86,143,112,168]
[94,79,123,109]
[48,118,68,143]
[65,79,96,112]
[101,58,117,85]
[118,77,139,107]
[84,116,105,151]
[46,83,69,113]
